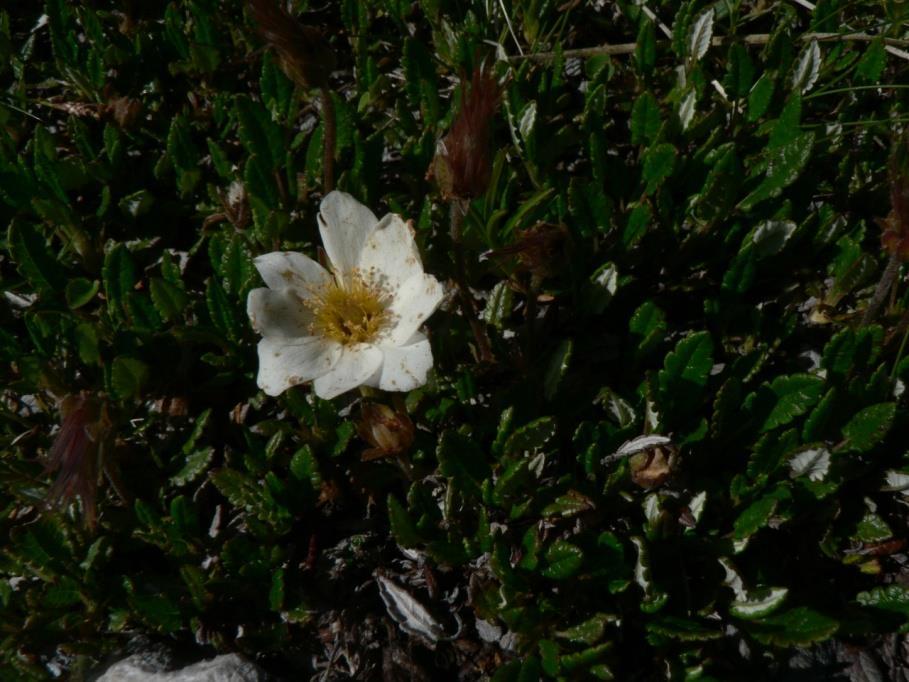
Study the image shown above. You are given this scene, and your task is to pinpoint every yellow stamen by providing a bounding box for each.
[308,274,390,345]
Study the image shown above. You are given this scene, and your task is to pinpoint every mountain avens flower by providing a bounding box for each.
[247,191,443,399]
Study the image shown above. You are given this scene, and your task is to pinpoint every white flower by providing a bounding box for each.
[246,191,444,400]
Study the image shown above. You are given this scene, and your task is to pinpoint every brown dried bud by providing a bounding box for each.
[106,96,143,129]
[44,393,112,527]
[430,66,502,200]
[484,222,569,281]
[882,136,909,260]
[248,0,335,89]
[357,402,415,461]
[629,444,678,489]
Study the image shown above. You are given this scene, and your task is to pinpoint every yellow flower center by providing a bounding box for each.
[308,274,390,345]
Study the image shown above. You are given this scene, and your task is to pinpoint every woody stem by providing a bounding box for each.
[320,87,335,193]
[450,199,494,363]
[862,253,902,326]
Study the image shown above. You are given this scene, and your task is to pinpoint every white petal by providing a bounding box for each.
[312,344,383,399]
[253,252,329,291]
[357,213,424,294]
[247,288,313,339]
[256,337,341,397]
[383,273,444,346]
[377,332,432,392]
[318,191,378,275]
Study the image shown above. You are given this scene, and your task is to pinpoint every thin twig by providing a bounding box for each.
[862,253,902,326]
[505,32,909,63]
[320,87,336,193]
[450,200,494,364]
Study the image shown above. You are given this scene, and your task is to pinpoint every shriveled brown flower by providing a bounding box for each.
[484,222,569,281]
[881,137,909,260]
[44,393,112,527]
[430,66,502,200]
[629,444,678,489]
[357,402,415,461]
[248,0,335,89]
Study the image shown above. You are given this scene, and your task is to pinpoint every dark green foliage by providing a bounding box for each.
[2,1,909,680]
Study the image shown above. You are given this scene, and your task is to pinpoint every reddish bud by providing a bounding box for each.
[44,393,112,527]
[248,0,335,89]
[357,402,415,461]
[430,66,502,200]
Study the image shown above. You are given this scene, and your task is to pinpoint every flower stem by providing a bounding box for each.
[862,254,902,326]
[320,87,335,193]
[449,199,494,363]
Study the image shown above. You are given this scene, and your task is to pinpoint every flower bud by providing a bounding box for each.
[357,402,415,461]
[429,66,501,200]
[248,0,335,90]
[629,444,677,489]
[881,136,909,260]
[44,393,112,527]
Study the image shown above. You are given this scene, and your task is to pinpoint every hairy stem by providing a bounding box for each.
[862,253,902,326]
[450,199,494,363]
[506,32,909,63]
[320,87,336,193]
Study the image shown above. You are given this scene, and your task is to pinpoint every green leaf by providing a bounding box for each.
[734,493,780,539]
[65,278,98,309]
[857,585,909,615]
[556,613,612,645]
[483,281,513,330]
[647,616,723,641]
[504,417,556,456]
[437,430,490,500]
[749,607,838,646]
[642,143,676,194]
[111,356,150,400]
[631,92,660,145]
[150,277,188,322]
[102,243,137,319]
[739,132,814,211]
[205,277,241,342]
[731,587,789,620]
[387,494,421,548]
[856,38,886,83]
[841,403,895,452]
[624,202,651,247]
[235,94,284,172]
[8,221,65,292]
[747,73,775,122]
[170,448,214,487]
[761,374,824,432]
[544,340,572,400]
[629,301,666,357]
[658,331,713,417]
[542,540,583,579]
[634,20,656,75]
[542,490,595,518]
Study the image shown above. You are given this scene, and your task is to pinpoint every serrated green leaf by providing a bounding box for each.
[731,587,789,620]
[761,374,824,432]
[504,416,556,456]
[542,540,583,579]
[739,132,814,211]
[544,339,572,400]
[8,221,65,292]
[631,92,660,145]
[387,494,421,548]
[65,278,98,309]
[111,356,149,400]
[150,277,188,322]
[102,243,136,319]
[748,607,838,646]
[235,94,284,172]
[643,143,676,194]
[170,448,214,487]
[842,403,895,452]
[206,276,241,342]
